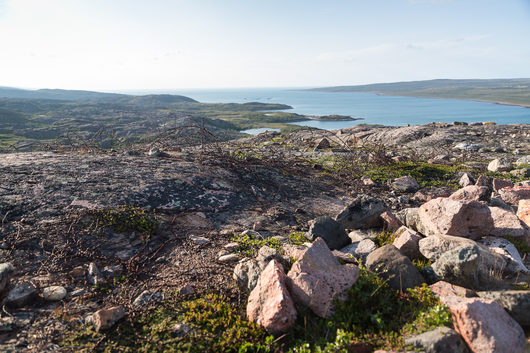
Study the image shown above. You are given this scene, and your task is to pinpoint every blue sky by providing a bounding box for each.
[0,0,529,90]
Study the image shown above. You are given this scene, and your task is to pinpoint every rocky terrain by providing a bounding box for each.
[0,121,530,352]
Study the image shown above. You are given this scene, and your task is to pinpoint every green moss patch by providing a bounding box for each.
[89,205,158,236]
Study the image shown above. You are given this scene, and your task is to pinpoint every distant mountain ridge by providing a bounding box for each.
[0,86,197,103]
[308,78,530,108]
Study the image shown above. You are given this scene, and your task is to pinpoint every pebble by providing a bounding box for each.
[42,286,67,301]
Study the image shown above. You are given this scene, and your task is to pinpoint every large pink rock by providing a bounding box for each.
[287,238,360,318]
[418,198,493,239]
[247,260,297,334]
[449,185,490,202]
[442,296,526,353]
[517,199,530,227]
[392,226,422,259]
[380,210,403,232]
[429,281,476,300]
[489,206,530,238]
[492,178,513,193]
[499,186,530,205]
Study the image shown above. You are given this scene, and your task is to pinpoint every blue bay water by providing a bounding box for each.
[133,88,530,129]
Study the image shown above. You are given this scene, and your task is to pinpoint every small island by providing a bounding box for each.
[305,114,363,121]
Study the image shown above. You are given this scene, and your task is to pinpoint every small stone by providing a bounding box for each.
[412,187,452,203]
[87,262,105,285]
[89,306,126,331]
[458,172,475,187]
[391,176,420,193]
[42,286,67,301]
[223,242,240,251]
[392,226,422,259]
[0,263,14,293]
[70,266,85,278]
[148,148,161,157]
[515,155,530,167]
[218,254,239,262]
[380,211,403,232]
[173,322,192,337]
[188,235,210,245]
[178,284,195,296]
[233,259,262,292]
[6,282,37,307]
[132,290,163,307]
[488,158,512,172]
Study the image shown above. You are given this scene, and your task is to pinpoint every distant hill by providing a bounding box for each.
[0,107,28,124]
[0,87,197,104]
[309,78,530,107]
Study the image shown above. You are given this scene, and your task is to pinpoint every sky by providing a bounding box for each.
[0,0,529,90]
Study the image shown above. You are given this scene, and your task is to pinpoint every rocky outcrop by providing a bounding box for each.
[247,260,297,334]
[287,238,360,318]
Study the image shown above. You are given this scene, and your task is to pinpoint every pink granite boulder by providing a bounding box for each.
[441,296,526,353]
[489,206,530,239]
[418,198,493,239]
[392,226,422,259]
[380,210,403,232]
[449,185,490,202]
[247,260,297,334]
[287,238,360,318]
[517,199,530,228]
[499,186,530,205]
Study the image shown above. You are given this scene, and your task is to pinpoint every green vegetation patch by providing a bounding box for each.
[504,235,530,255]
[61,294,275,353]
[89,205,158,236]
[230,233,283,257]
[286,266,452,352]
[362,161,466,188]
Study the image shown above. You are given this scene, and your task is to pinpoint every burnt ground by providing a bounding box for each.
[0,122,529,351]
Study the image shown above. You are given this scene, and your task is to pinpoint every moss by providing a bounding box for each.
[288,232,307,246]
[89,205,158,236]
[412,258,433,271]
[373,230,398,247]
[230,233,283,257]
[61,294,275,353]
[504,235,530,255]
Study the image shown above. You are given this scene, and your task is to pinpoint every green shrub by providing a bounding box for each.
[89,205,158,235]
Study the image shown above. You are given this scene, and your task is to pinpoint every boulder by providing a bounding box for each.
[498,186,530,205]
[339,239,377,262]
[395,208,421,232]
[515,155,530,167]
[418,198,493,239]
[305,216,350,250]
[442,296,526,353]
[247,260,297,334]
[475,175,492,189]
[489,206,530,239]
[419,234,476,261]
[281,244,307,261]
[233,258,261,292]
[287,238,360,318]
[458,173,475,187]
[0,263,14,293]
[6,282,37,307]
[431,244,507,290]
[404,327,469,353]
[449,186,490,202]
[391,176,420,193]
[412,187,452,203]
[365,245,425,291]
[478,237,528,274]
[429,281,476,300]
[380,211,403,232]
[335,195,386,229]
[88,306,126,331]
[491,178,513,193]
[42,286,67,301]
[256,246,283,269]
[516,199,530,227]
[487,158,512,172]
[477,290,530,327]
[392,226,422,259]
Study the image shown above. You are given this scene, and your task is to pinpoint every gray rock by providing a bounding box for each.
[335,195,386,229]
[431,244,507,290]
[347,229,373,242]
[395,207,421,232]
[6,282,37,307]
[305,216,349,250]
[42,286,67,301]
[510,168,530,178]
[339,239,377,262]
[218,254,239,262]
[233,258,261,292]
[405,326,469,353]
[478,236,529,274]
[419,234,476,261]
[366,245,425,291]
[477,290,530,327]
[458,172,475,187]
[87,262,105,285]
[488,158,512,172]
[132,290,163,307]
[515,155,530,167]
[256,246,283,269]
[0,263,14,293]
[392,176,420,193]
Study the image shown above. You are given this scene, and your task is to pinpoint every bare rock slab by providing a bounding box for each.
[365,245,425,291]
[443,296,526,353]
[418,198,493,239]
[247,260,297,334]
[287,238,360,318]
